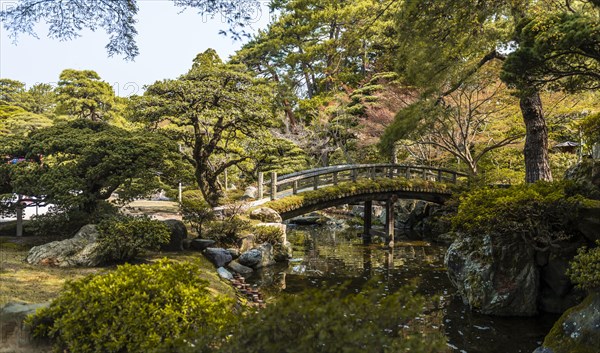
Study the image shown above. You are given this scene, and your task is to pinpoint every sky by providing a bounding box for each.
[0,0,272,96]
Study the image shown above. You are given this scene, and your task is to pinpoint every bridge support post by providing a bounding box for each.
[363,200,372,244]
[386,196,397,248]
[258,172,264,199]
[270,172,277,200]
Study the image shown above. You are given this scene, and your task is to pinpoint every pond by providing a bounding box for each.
[246,223,558,353]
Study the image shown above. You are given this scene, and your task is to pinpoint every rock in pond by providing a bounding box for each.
[26,225,104,267]
[203,248,233,268]
[238,243,276,269]
[445,233,539,316]
[535,292,600,353]
[228,260,254,275]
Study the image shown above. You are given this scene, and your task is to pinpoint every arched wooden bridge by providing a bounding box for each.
[254,164,468,246]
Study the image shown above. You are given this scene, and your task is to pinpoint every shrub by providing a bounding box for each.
[218,283,446,353]
[451,181,595,250]
[181,190,215,237]
[252,225,284,245]
[204,216,251,247]
[26,259,236,353]
[567,241,600,291]
[97,215,170,263]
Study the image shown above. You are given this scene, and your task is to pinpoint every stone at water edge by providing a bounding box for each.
[274,241,293,262]
[26,224,104,267]
[228,260,254,275]
[203,248,233,268]
[159,219,187,252]
[217,267,234,280]
[238,243,276,269]
[238,248,261,268]
[241,186,258,200]
[535,292,600,353]
[445,234,539,316]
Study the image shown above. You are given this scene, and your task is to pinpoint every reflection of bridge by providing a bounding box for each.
[256,164,468,247]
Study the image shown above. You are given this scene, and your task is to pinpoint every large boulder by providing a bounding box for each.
[238,243,276,269]
[1,302,51,353]
[250,207,282,223]
[535,292,600,353]
[159,219,188,251]
[445,234,539,316]
[203,248,233,268]
[273,241,293,262]
[26,225,104,267]
[576,205,600,243]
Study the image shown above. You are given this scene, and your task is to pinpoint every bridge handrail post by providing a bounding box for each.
[405,167,411,179]
[258,172,264,199]
[333,171,339,185]
[452,172,457,184]
[437,169,442,182]
[270,172,277,200]
[313,175,319,190]
[352,169,357,182]
[422,168,427,180]
[293,180,298,194]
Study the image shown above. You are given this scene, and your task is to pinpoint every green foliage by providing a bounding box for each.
[56,69,116,121]
[251,225,284,245]
[181,190,215,237]
[0,119,177,214]
[579,112,600,144]
[452,182,597,249]
[567,241,600,291]
[26,259,235,353]
[219,282,446,353]
[264,177,452,214]
[204,216,251,248]
[97,215,170,263]
[132,49,275,206]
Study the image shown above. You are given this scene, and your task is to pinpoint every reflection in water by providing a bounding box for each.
[246,224,557,353]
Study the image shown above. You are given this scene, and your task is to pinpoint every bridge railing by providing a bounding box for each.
[257,164,468,200]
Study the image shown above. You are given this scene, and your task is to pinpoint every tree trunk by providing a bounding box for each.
[519,90,552,183]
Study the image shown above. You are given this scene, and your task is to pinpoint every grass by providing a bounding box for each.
[0,236,236,307]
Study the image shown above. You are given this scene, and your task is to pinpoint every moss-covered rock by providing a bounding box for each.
[539,292,600,353]
[445,233,539,316]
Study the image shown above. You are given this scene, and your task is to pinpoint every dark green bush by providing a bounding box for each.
[26,259,235,353]
[97,215,170,263]
[204,216,251,247]
[451,181,597,250]
[218,283,446,353]
[567,241,600,291]
[252,225,284,245]
[181,190,215,237]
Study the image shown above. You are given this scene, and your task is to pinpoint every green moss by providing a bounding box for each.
[543,293,599,353]
[263,177,454,214]
[567,241,600,291]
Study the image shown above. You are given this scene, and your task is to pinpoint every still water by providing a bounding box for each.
[246,224,558,353]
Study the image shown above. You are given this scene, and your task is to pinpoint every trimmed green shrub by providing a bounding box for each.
[451,181,598,250]
[204,216,251,247]
[97,215,170,263]
[567,241,600,291]
[218,283,446,353]
[26,259,236,353]
[252,225,284,245]
[181,190,215,237]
